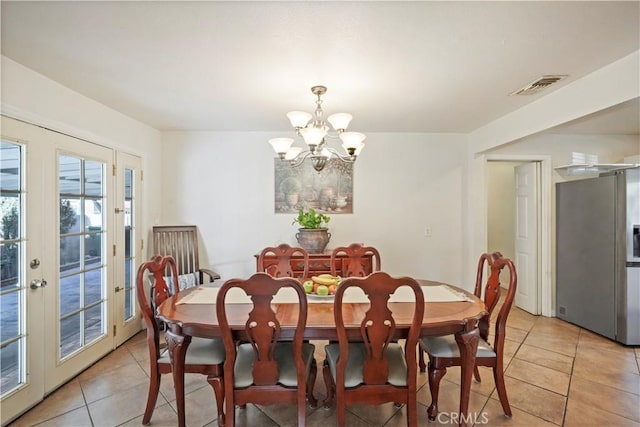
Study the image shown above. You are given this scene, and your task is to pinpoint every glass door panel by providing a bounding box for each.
[0,117,47,425]
[58,155,108,359]
[1,141,26,396]
[114,152,142,346]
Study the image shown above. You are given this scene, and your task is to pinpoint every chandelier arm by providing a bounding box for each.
[324,147,357,163]
[288,150,313,168]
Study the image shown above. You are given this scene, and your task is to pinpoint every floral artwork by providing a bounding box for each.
[274,158,353,214]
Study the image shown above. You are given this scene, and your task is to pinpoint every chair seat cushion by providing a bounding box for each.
[325,342,407,388]
[159,336,225,365]
[419,335,496,358]
[234,341,315,388]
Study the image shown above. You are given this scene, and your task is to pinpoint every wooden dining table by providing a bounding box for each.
[157,279,487,427]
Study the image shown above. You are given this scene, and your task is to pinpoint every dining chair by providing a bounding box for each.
[330,243,381,277]
[418,252,517,421]
[152,225,220,288]
[257,243,309,278]
[216,273,318,426]
[322,271,424,427]
[136,255,225,426]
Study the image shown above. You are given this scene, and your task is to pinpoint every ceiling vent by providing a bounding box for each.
[510,75,568,96]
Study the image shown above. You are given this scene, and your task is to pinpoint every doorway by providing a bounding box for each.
[482,154,553,317]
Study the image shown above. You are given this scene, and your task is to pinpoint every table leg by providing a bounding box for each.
[454,322,479,427]
[166,329,191,427]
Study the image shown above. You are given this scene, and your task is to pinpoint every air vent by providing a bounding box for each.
[510,75,568,96]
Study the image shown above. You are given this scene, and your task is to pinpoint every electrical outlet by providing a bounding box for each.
[424,227,432,237]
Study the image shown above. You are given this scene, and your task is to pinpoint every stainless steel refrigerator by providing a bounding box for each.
[556,166,640,345]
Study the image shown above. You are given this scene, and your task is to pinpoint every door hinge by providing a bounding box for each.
[141,239,144,251]
[112,164,116,176]
[113,244,116,256]
[113,325,116,336]
[140,170,143,181]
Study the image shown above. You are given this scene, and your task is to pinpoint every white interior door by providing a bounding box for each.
[113,152,143,346]
[514,162,540,314]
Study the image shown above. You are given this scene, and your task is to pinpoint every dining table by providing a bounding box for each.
[157,278,487,427]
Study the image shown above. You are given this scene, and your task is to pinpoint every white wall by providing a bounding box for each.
[1,56,163,244]
[161,131,470,287]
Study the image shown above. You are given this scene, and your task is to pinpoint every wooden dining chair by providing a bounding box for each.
[418,252,517,421]
[216,273,318,426]
[322,272,424,427]
[257,243,309,278]
[136,255,225,426]
[330,243,381,277]
[152,225,220,286]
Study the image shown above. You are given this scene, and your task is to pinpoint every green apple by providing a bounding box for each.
[303,280,314,294]
[316,285,329,296]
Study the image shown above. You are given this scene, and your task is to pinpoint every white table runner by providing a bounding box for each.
[177,284,472,305]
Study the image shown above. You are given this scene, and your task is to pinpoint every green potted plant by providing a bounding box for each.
[293,208,331,253]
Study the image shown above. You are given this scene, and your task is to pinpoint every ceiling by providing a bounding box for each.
[1,1,639,134]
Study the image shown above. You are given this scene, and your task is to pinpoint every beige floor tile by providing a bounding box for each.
[88,381,167,427]
[416,378,489,420]
[492,377,566,425]
[523,332,578,358]
[480,398,559,426]
[572,356,640,395]
[384,401,454,426]
[505,327,529,344]
[574,345,639,375]
[8,379,86,427]
[530,317,580,336]
[80,361,150,403]
[218,404,281,427]
[503,339,522,358]
[305,405,375,427]
[432,365,498,397]
[564,396,640,427]
[118,402,179,427]
[29,407,92,427]
[156,370,212,403]
[514,344,574,374]
[505,358,570,396]
[568,376,640,422]
[167,382,221,427]
[125,338,151,363]
[578,329,638,355]
[344,401,402,426]
[505,310,537,332]
[256,401,322,427]
[77,346,139,381]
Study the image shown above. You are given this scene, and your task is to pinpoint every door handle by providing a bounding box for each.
[115,286,122,293]
[30,279,47,289]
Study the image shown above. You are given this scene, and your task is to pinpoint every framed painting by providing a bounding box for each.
[274,158,353,214]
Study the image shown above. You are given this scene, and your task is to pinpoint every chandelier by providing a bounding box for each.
[269,85,366,172]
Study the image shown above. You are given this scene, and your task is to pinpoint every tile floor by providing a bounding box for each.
[8,303,640,427]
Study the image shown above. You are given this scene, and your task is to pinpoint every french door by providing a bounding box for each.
[0,116,142,424]
[114,152,143,346]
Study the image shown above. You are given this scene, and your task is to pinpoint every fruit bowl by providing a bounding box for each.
[306,292,335,301]
[302,274,341,300]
